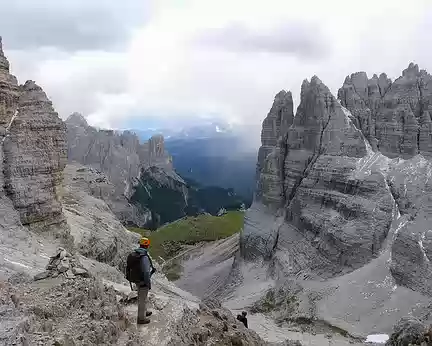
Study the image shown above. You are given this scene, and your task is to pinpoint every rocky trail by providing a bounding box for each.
[231,310,369,346]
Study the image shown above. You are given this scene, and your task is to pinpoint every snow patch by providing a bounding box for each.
[4,257,32,270]
[419,232,430,263]
[2,109,18,144]
[365,334,389,343]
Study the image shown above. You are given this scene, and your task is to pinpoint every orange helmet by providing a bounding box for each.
[139,237,150,247]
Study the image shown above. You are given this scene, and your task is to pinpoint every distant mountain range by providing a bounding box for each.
[130,121,258,206]
[130,120,235,140]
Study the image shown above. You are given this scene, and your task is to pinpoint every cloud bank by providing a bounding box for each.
[1,0,431,144]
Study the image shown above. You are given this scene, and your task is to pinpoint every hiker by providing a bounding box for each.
[126,237,157,324]
[237,311,248,328]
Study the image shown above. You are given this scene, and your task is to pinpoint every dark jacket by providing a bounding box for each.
[135,248,156,289]
[237,314,248,328]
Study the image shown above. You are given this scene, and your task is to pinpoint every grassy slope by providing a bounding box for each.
[129,211,244,262]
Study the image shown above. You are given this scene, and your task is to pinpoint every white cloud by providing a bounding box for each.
[2,0,432,140]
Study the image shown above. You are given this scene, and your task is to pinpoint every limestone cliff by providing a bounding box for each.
[238,67,432,336]
[338,63,432,158]
[0,37,67,230]
[66,113,180,227]
[3,81,67,227]
[245,77,394,275]
[256,90,294,208]
[337,64,432,295]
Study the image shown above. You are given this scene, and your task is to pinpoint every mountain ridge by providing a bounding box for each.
[236,63,432,335]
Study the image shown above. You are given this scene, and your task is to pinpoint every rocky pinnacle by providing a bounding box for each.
[339,63,432,158]
[245,75,393,274]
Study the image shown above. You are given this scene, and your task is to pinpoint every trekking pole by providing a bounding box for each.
[129,281,133,291]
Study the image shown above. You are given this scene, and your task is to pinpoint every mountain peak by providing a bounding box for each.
[0,36,10,74]
[66,112,89,128]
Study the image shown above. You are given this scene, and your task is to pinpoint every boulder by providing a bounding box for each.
[64,270,76,279]
[386,317,428,346]
[34,271,51,281]
[58,260,70,273]
[71,267,89,277]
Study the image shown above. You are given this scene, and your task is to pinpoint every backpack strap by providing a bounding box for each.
[147,253,154,269]
[138,250,156,274]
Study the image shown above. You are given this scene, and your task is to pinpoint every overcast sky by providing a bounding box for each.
[1,0,432,138]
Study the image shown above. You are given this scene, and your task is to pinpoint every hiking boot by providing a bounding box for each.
[137,317,151,325]
[146,311,152,317]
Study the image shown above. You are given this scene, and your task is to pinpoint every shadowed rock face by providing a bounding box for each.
[256,91,294,209]
[339,63,432,158]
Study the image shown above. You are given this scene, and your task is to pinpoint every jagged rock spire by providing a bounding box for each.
[339,63,432,158]
[255,89,294,206]
[0,36,10,73]
[0,37,19,128]
[66,112,89,128]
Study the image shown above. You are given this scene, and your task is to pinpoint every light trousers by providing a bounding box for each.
[137,286,149,321]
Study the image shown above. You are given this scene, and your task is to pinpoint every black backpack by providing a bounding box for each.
[126,251,145,284]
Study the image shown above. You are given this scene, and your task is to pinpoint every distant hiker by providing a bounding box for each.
[237,311,248,328]
[126,237,157,324]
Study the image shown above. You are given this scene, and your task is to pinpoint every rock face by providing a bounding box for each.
[337,64,432,296]
[0,37,19,129]
[145,134,173,169]
[238,64,432,337]
[338,63,432,158]
[256,90,294,209]
[386,317,429,346]
[66,113,175,227]
[62,163,140,270]
[243,77,393,276]
[0,37,67,229]
[130,165,189,227]
[385,156,432,297]
[3,81,67,227]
